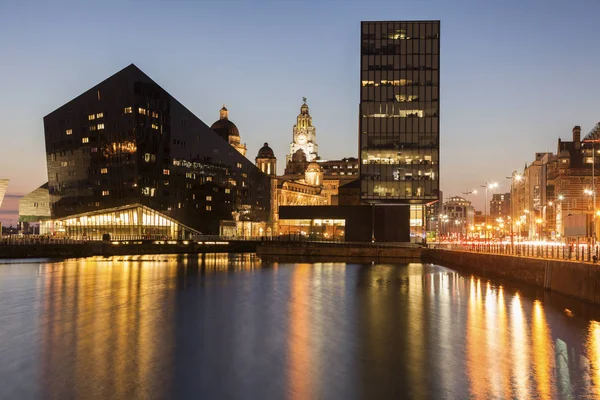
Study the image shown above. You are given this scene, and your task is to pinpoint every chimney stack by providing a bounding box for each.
[573,126,581,143]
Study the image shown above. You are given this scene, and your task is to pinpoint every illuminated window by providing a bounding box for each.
[395,95,419,103]
[138,108,147,115]
[163,169,170,175]
[82,137,89,143]
[100,168,108,174]
[236,162,242,169]
[206,196,212,201]
[102,190,110,196]
[124,107,132,114]
[185,173,193,178]
[65,129,72,135]
[96,113,104,118]
[152,111,159,118]
[60,161,68,167]
[97,123,104,130]
[225,188,230,194]
[151,123,159,130]
[206,205,212,211]
[90,125,97,131]
[207,176,212,182]
[88,114,95,121]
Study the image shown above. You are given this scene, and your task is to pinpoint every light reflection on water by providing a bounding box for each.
[1,255,600,399]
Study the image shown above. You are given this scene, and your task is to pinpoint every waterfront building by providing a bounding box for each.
[285,98,319,168]
[553,124,600,240]
[18,183,51,234]
[512,152,556,239]
[0,179,8,208]
[42,64,270,239]
[210,105,247,157]
[359,21,440,241]
[441,196,474,237]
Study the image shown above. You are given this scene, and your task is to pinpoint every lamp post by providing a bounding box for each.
[506,173,522,249]
[481,182,499,242]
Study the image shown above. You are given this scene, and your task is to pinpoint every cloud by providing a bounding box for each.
[0,210,18,215]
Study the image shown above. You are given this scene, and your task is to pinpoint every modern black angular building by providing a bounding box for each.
[360,21,440,240]
[43,64,270,239]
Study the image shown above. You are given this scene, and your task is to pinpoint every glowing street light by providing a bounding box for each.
[481,181,499,241]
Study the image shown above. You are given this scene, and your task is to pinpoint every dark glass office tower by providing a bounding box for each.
[43,64,270,238]
[360,21,440,240]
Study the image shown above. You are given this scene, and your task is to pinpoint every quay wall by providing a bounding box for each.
[0,241,257,259]
[423,249,600,306]
[256,242,424,262]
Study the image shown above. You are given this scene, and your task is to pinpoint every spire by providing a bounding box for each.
[220,104,228,120]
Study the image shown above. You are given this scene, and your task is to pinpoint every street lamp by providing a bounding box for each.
[481,182,499,242]
[506,173,522,248]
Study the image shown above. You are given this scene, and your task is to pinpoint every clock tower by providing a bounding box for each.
[287,98,319,164]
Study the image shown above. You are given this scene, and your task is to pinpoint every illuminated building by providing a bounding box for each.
[286,98,319,166]
[18,183,51,234]
[42,64,270,239]
[0,179,8,208]
[441,196,474,237]
[490,193,511,219]
[210,105,247,157]
[360,21,440,242]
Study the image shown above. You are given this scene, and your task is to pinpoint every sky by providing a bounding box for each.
[1,0,600,225]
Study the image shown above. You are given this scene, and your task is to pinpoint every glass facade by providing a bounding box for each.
[43,64,270,237]
[42,204,195,240]
[359,21,440,204]
[278,219,346,240]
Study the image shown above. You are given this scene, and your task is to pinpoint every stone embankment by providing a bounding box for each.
[258,243,600,306]
[0,241,257,259]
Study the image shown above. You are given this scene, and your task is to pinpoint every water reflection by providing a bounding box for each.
[3,257,600,399]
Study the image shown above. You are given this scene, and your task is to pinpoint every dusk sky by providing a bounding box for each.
[1,1,600,225]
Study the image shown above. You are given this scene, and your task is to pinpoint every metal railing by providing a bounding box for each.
[442,243,600,263]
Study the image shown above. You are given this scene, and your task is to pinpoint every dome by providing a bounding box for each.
[306,162,321,172]
[257,142,275,159]
[210,105,240,142]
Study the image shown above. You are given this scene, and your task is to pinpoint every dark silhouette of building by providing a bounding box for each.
[359,21,440,241]
[43,64,270,239]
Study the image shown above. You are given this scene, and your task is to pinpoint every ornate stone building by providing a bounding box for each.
[210,105,247,156]
[286,98,318,170]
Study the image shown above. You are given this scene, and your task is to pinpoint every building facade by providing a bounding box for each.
[441,196,474,237]
[286,98,319,167]
[490,193,511,219]
[210,105,247,157]
[359,21,440,241]
[43,64,270,239]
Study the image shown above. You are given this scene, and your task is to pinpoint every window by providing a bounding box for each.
[124,107,132,114]
[207,176,212,182]
[97,123,104,130]
[96,113,104,118]
[151,123,159,130]
[88,114,95,121]
[225,188,230,194]
[138,107,147,115]
[206,205,212,211]
[82,137,89,143]
[163,169,170,175]
[91,147,98,153]
[90,125,97,132]
[206,196,212,201]
[101,190,110,196]
[152,111,159,118]
[60,161,68,167]
[236,162,243,169]
[100,168,108,174]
